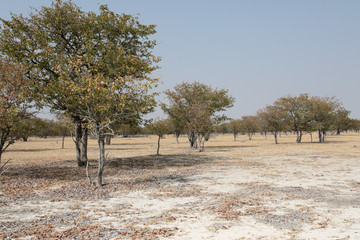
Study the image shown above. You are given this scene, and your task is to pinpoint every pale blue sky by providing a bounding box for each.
[1,1,359,119]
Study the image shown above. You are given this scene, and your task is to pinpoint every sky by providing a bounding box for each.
[1,0,359,119]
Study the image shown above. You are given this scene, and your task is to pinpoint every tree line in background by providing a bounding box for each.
[0,0,359,185]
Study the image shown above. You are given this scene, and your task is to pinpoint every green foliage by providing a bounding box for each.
[0,0,159,123]
[146,119,170,137]
[239,115,259,140]
[257,105,288,144]
[0,59,33,164]
[261,94,351,143]
[161,82,234,151]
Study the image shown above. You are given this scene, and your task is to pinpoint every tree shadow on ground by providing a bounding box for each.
[107,154,215,170]
[3,163,86,181]
[2,154,217,181]
[205,145,257,151]
[6,148,58,152]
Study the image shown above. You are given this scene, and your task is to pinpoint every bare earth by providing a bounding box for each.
[1,133,359,239]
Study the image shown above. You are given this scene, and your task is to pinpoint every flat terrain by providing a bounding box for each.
[1,133,359,239]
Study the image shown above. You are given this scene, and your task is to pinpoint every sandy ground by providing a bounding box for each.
[0,133,359,239]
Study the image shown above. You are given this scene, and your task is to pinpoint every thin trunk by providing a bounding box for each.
[233,133,237,142]
[0,152,2,170]
[157,135,161,155]
[318,130,322,143]
[175,132,180,144]
[97,131,105,187]
[274,132,278,144]
[309,132,312,143]
[296,130,303,143]
[86,156,92,184]
[322,130,326,142]
[265,132,267,140]
[62,135,65,149]
[188,132,195,148]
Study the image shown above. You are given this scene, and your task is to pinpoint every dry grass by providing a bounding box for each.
[1,132,359,239]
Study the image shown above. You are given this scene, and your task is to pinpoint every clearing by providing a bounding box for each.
[1,133,359,239]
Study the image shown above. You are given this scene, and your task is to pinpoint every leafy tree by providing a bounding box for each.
[349,118,360,132]
[0,59,32,175]
[332,108,352,135]
[227,119,243,141]
[274,94,314,143]
[146,119,170,155]
[0,0,159,167]
[161,82,234,151]
[215,122,230,135]
[257,105,288,144]
[311,96,342,142]
[116,123,142,137]
[239,115,259,140]
[67,69,157,186]
[186,105,214,152]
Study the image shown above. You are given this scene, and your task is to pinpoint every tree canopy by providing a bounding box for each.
[161,82,234,151]
[0,0,160,167]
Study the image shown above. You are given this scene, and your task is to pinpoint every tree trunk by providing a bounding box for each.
[188,132,197,148]
[157,135,161,155]
[0,151,2,171]
[336,129,341,135]
[274,132,278,144]
[233,133,237,142]
[80,126,88,165]
[322,130,326,142]
[248,133,252,140]
[62,135,65,149]
[175,132,180,144]
[0,128,10,168]
[105,135,112,145]
[296,130,302,143]
[198,135,203,152]
[309,132,312,143]
[97,131,105,187]
[318,130,322,143]
[75,122,82,166]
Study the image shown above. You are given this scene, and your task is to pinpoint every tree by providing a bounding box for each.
[215,122,230,135]
[146,119,170,155]
[349,118,360,132]
[161,82,234,151]
[227,119,242,141]
[167,116,185,144]
[239,115,259,140]
[186,105,213,152]
[311,96,342,142]
[0,0,160,167]
[274,94,314,143]
[257,105,288,144]
[332,108,352,135]
[0,59,32,175]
